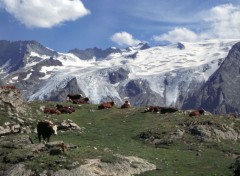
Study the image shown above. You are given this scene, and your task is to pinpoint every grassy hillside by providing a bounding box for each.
[1,101,240,175]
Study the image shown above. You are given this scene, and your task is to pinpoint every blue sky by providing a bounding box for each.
[0,0,240,52]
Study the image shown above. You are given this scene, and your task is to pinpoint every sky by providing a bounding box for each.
[0,0,240,52]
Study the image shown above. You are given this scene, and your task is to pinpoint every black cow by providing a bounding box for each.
[143,106,161,113]
[143,106,178,114]
[37,120,58,143]
[160,107,178,114]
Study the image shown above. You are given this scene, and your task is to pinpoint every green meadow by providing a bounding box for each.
[1,101,240,175]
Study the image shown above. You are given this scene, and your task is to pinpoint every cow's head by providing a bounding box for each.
[144,106,150,112]
[52,125,58,135]
[85,97,90,102]
[199,109,205,115]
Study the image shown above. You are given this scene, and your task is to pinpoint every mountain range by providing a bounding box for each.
[0,39,239,114]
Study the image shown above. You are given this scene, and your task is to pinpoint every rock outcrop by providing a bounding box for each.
[0,87,26,115]
[52,155,156,176]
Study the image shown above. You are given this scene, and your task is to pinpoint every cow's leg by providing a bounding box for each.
[38,133,42,143]
[47,137,50,142]
[42,135,47,144]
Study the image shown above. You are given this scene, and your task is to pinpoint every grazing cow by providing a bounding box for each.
[68,106,76,112]
[67,94,82,102]
[0,85,16,90]
[160,107,178,114]
[144,106,161,113]
[56,104,74,114]
[121,101,131,109]
[143,106,178,114]
[37,120,58,143]
[98,101,115,109]
[43,108,61,115]
[72,97,90,104]
[189,109,205,117]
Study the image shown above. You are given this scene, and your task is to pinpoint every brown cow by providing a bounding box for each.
[189,109,205,117]
[72,97,89,104]
[0,85,16,90]
[43,108,61,115]
[37,120,58,143]
[121,101,131,109]
[98,101,115,109]
[56,104,74,114]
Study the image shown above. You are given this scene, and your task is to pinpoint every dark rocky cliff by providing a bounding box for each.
[183,42,240,114]
[0,40,58,73]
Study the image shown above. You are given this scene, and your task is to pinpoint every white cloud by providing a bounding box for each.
[152,4,240,43]
[205,4,240,39]
[111,32,141,46]
[0,0,90,28]
[153,27,199,43]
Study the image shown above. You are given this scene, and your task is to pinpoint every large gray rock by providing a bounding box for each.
[189,124,240,142]
[3,164,34,176]
[53,155,156,176]
[0,88,26,114]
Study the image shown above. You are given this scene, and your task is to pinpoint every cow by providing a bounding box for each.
[72,97,89,104]
[189,109,205,117]
[98,101,115,109]
[121,101,131,109]
[143,106,178,114]
[68,106,76,112]
[0,85,16,90]
[144,106,161,113]
[67,94,83,102]
[43,108,61,115]
[56,104,74,114]
[160,107,178,114]
[37,120,58,143]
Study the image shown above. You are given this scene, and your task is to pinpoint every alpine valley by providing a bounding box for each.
[0,39,240,114]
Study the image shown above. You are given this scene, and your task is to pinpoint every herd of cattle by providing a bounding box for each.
[42,94,207,117]
[37,94,208,143]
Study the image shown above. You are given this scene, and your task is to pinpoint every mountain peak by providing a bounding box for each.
[68,46,122,60]
[125,42,150,52]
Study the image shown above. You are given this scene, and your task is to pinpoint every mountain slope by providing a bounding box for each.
[183,42,240,114]
[0,39,239,113]
[0,40,57,73]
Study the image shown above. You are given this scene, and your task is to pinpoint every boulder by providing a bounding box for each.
[58,120,81,131]
[53,154,156,176]
[3,164,34,176]
[189,124,240,142]
[0,88,26,115]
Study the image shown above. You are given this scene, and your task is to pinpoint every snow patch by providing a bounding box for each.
[23,73,32,80]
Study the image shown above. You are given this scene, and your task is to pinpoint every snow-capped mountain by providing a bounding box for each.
[0,39,239,113]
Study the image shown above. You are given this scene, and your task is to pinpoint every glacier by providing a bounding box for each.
[2,39,240,107]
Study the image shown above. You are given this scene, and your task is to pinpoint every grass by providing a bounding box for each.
[1,101,240,175]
